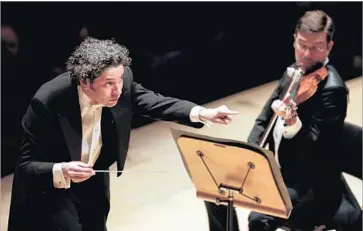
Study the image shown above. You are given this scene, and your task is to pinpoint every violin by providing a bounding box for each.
[258,63,328,148]
[293,65,328,105]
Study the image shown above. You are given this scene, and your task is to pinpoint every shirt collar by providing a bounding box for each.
[78,86,103,111]
[324,58,329,66]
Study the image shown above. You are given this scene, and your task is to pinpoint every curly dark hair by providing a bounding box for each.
[66,37,132,84]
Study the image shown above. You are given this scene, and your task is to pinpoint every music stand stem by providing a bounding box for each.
[226,191,234,231]
[219,184,240,231]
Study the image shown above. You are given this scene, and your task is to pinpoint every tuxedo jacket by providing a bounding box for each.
[8,67,204,230]
[247,63,349,222]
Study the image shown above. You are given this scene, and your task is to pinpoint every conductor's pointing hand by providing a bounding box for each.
[198,105,239,125]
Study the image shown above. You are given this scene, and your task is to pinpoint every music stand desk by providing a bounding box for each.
[171,128,292,231]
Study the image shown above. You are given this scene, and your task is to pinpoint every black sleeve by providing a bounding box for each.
[129,69,204,129]
[17,98,55,188]
[247,73,289,146]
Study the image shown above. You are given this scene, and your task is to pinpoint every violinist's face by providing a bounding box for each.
[293,31,334,71]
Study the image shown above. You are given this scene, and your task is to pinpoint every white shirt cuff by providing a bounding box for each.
[52,163,71,189]
[189,106,213,127]
[190,106,205,122]
[283,116,302,139]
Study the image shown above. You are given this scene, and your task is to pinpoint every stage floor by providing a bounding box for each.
[1,77,362,231]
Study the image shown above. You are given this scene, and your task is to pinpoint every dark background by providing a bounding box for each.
[2,2,362,177]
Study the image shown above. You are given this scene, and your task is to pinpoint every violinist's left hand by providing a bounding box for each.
[284,112,298,126]
[271,97,298,125]
[272,96,302,139]
[198,105,239,125]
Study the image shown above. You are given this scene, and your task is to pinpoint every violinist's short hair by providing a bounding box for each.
[295,10,335,42]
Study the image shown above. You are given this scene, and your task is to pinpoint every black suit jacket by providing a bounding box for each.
[247,63,349,224]
[8,67,204,230]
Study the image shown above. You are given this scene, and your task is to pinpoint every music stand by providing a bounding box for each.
[171,128,293,231]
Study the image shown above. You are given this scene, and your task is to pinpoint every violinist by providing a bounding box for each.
[204,10,361,231]
[246,10,361,231]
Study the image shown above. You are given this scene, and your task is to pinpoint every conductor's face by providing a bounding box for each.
[80,64,124,107]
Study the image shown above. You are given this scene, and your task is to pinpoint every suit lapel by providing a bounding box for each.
[109,93,132,172]
[109,96,131,138]
[58,83,82,161]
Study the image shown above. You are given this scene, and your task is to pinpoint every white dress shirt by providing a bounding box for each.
[52,91,207,189]
[273,116,302,168]
[52,88,103,188]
